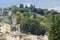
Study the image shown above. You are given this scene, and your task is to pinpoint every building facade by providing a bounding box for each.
[0,23,10,35]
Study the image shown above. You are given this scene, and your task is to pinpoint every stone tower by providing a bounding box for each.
[11,17,17,31]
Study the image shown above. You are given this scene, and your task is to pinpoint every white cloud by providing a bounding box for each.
[48,6,60,12]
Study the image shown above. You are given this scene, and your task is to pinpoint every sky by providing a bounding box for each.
[0,0,60,10]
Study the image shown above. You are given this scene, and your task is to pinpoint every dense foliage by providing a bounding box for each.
[20,18,48,35]
[49,14,60,40]
[0,4,60,38]
[3,4,59,16]
[0,16,10,24]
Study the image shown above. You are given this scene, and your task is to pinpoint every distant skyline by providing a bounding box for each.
[0,0,60,10]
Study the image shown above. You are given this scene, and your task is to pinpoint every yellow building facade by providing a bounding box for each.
[0,23,10,34]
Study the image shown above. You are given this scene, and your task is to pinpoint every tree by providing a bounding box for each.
[20,4,24,8]
[1,16,10,24]
[49,14,60,40]
[29,4,35,12]
[16,11,24,24]
[23,12,32,18]
[18,8,25,13]
[3,8,9,15]
[33,8,37,13]
[49,9,57,15]
[10,5,18,13]
[37,8,44,15]
[33,13,36,18]
[11,14,16,18]
[25,5,28,8]
[43,9,48,16]
[20,18,48,35]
